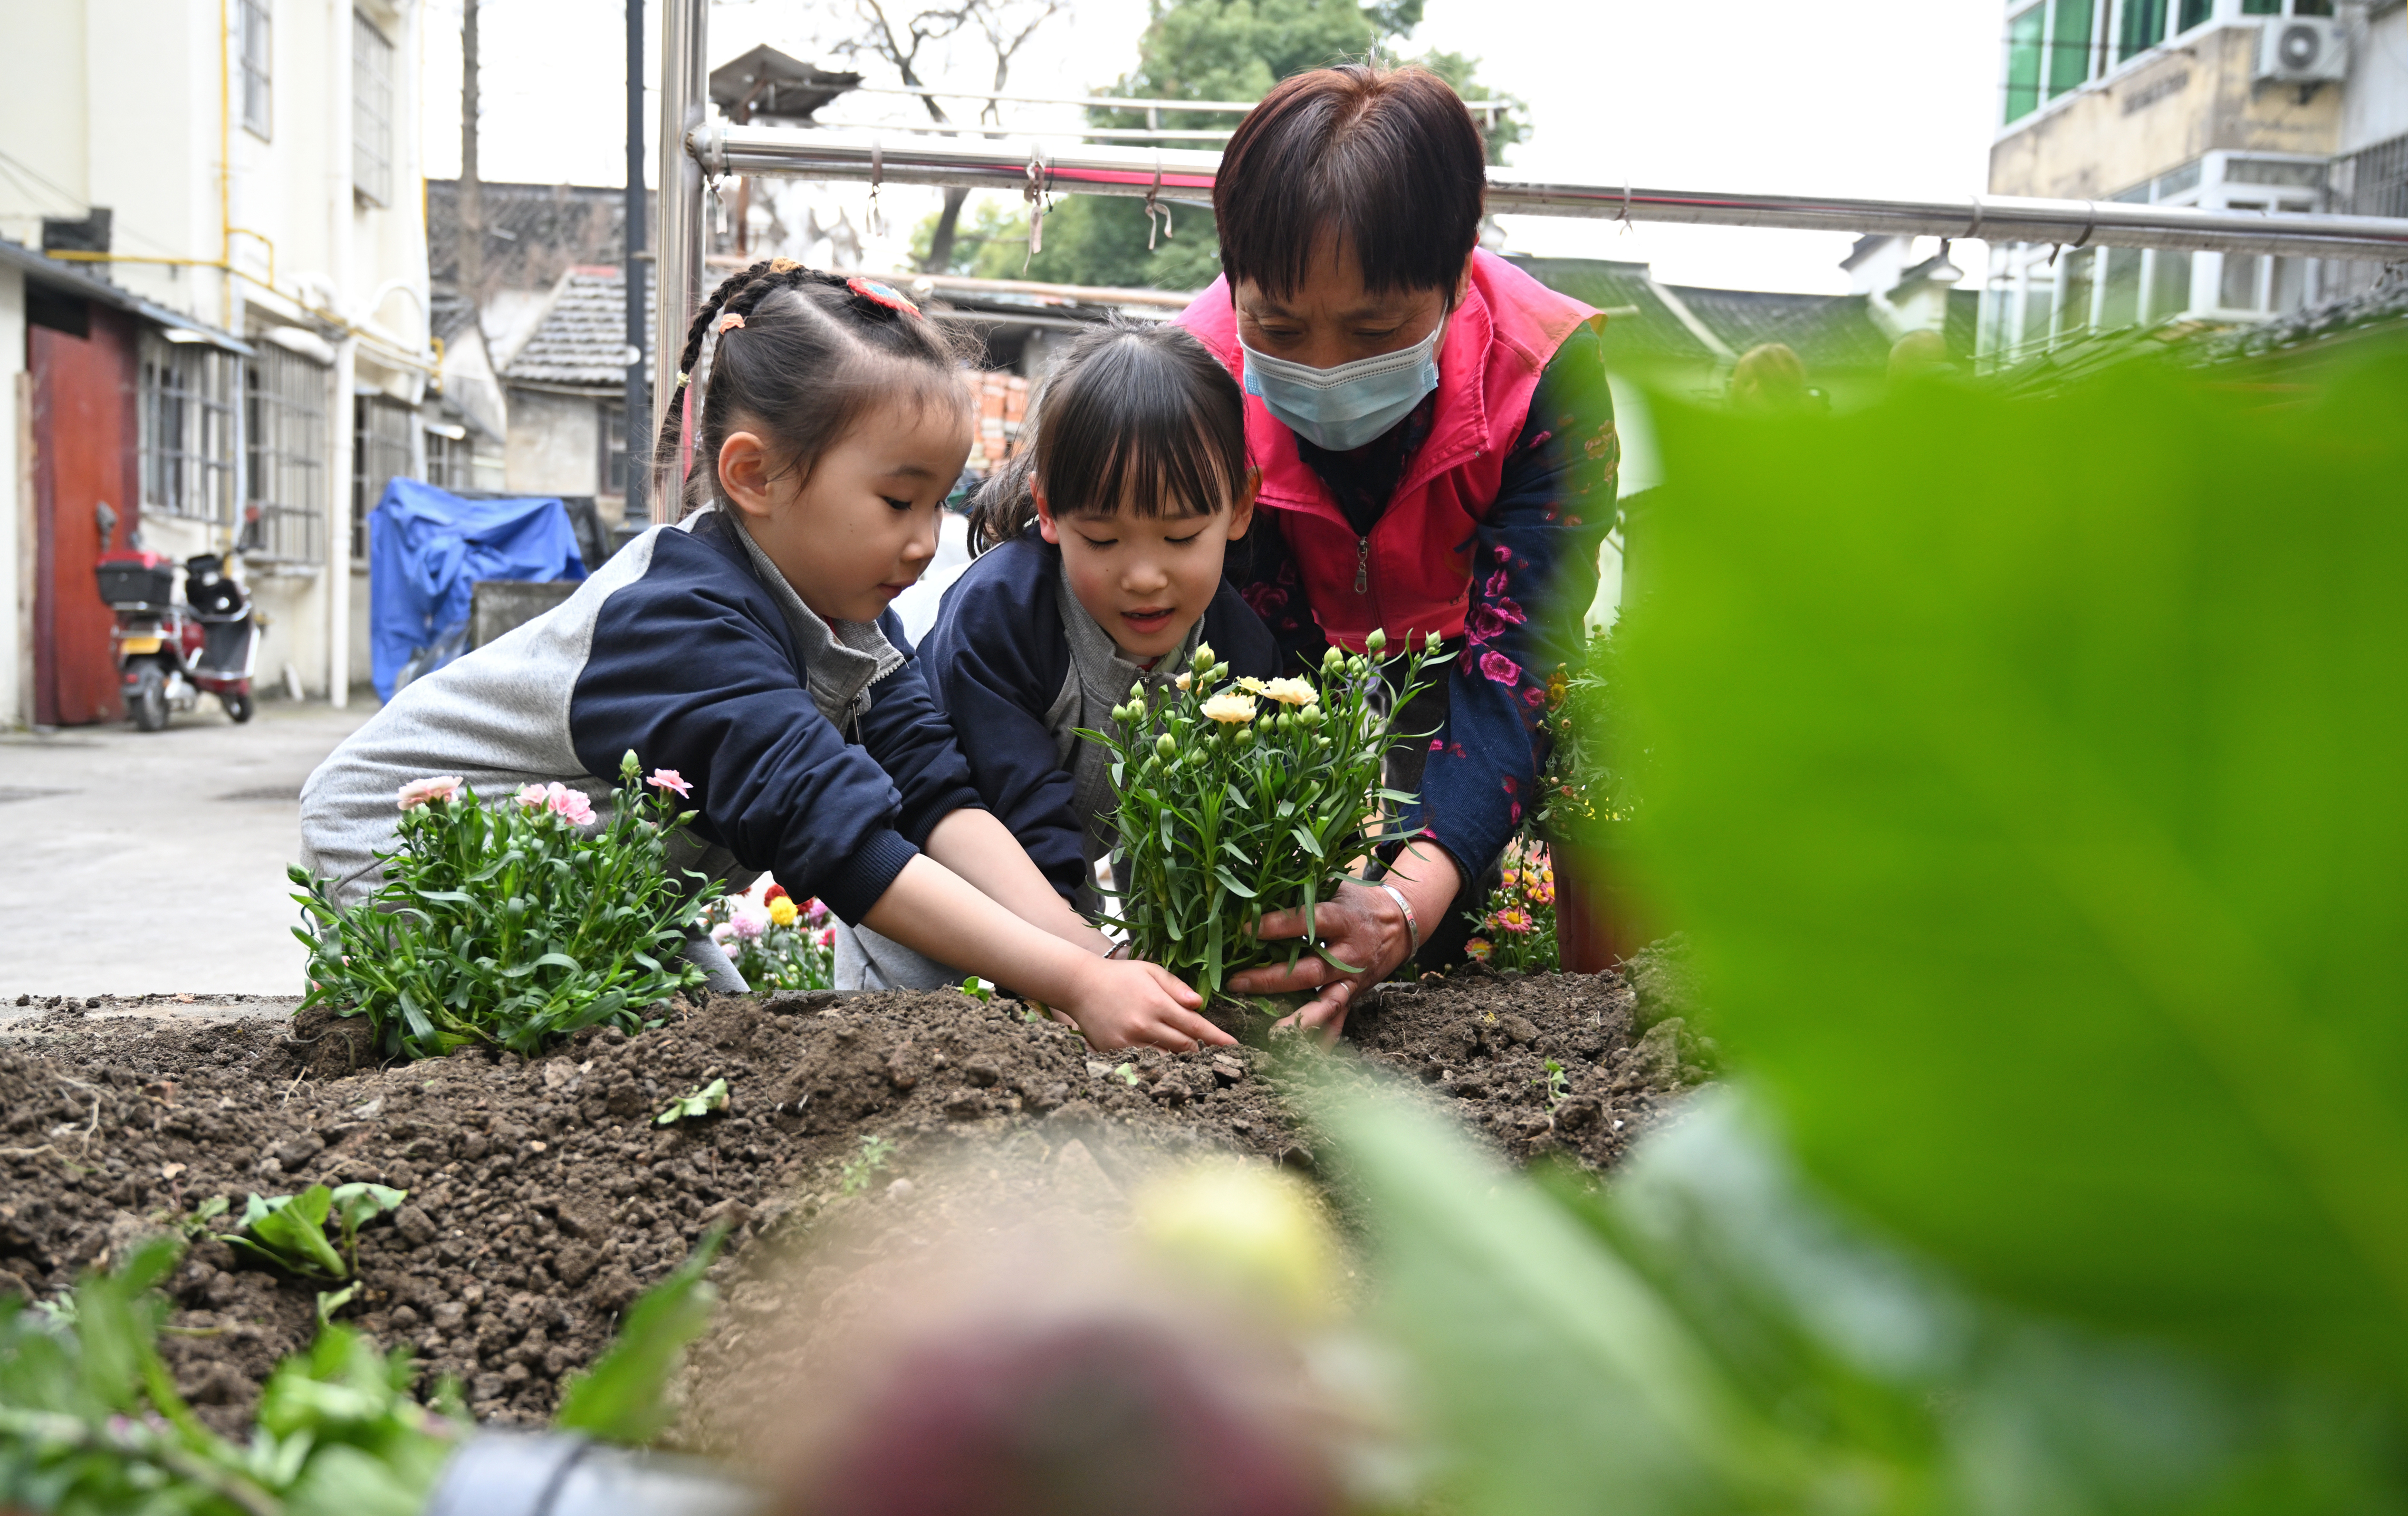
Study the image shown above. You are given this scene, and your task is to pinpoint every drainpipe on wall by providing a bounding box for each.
[327,1,356,710]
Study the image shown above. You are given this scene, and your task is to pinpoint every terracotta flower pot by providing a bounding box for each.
[1551,825,1657,973]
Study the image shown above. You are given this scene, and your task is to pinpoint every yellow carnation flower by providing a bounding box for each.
[1259,677,1318,706]
[1200,690,1259,725]
[1175,671,1192,691]
[768,896,798,927]
[1235,677,1268,694]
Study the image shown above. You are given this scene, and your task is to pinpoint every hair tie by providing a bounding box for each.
[717,313,746,334]
[846,276,922,320]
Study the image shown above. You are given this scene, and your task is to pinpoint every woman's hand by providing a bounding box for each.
[1226,845,1461,1044]
[1059,956,1235,1053]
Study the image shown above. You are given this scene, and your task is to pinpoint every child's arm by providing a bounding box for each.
[921,809,1110,955]
[862,854,1234,1051]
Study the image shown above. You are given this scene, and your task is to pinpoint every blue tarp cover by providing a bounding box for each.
[368,479,587,698]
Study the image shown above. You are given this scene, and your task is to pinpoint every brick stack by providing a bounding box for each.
[966,369,1031,476]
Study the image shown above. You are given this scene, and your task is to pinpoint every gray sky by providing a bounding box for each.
[423,0,2004,295]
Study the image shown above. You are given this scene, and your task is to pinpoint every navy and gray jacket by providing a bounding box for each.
[300,506,982,925]
[915,533,1278,908]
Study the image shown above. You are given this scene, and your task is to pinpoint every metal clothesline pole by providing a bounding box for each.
[651,33,2408,481]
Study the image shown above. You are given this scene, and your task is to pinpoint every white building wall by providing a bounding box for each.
[0,1,432,713]
[2343,4,2408,153]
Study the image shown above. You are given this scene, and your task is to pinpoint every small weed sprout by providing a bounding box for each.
[839,1134,898,1196]
[1536,1058,1570,1112]
[656,1078,731,1126]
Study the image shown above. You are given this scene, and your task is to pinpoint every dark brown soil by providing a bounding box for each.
[0,955,1710,1440]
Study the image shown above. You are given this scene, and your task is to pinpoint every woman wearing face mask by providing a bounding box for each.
[1175,63,1620,1041]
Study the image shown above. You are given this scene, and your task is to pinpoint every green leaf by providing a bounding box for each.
[1622,352,2408,1371]
[655,1077,731,1125]
[1213,867,1259,900]
[234,1186,350,1280]
[553,1223,730,1443]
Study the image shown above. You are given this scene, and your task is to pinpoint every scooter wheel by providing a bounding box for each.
[131,666,168,732]
[223,692,255,724]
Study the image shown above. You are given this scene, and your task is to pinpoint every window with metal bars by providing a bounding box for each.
[425,429,474,491]
[600,402,629,497]
[353,394,412,561]
[238,0,271,140]
[352,11,394,206]
[2335,134,2408,221]
[139,340,239,526]
[243,344,327,564]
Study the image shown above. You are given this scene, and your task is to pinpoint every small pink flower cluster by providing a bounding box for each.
[515,781,597,827]
[396,775,465,810]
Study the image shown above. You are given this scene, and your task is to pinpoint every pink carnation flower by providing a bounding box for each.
[647,768,692,799]
[397,775,464,810]
[516,784,550,809]
[730,913,765,942]
[546,784,597,827]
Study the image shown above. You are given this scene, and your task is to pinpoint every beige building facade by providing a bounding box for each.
[0,0,437,722]
[1978,0,2402,366]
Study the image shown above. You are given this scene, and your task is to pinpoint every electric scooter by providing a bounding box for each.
[94,548,261,731]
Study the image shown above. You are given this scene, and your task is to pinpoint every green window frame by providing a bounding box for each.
[2006,4,2046,123]
[2178,0,2212,29]
[2119,0,2169,61]
[2049,0,2097,97]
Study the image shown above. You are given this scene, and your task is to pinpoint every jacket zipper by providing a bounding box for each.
[1354,535,1371,596]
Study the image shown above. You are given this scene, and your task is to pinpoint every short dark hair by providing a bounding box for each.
[657,261,971,517]
[1213,64,1486,301]
[968,320,1246,554]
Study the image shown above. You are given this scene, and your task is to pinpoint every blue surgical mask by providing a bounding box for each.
[1240,315,1447,453]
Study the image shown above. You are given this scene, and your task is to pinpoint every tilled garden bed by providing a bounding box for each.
[0,955,1712,1441]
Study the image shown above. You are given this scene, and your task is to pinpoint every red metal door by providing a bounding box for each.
[31,306,140,726]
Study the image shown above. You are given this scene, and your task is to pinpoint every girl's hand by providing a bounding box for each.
[1060,956,1234,1053]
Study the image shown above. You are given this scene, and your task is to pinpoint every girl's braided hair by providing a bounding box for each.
[656,258,970,518]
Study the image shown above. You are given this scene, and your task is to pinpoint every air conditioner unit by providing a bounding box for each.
[2256,17,2348,84]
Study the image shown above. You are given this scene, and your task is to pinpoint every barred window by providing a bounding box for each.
[244,343,328,564]
[352,11,394,206]
[238,0,271,140]
[600,401,629,497]
[139,339,239,526]
[353,393,412,561]
[425,427,473,491]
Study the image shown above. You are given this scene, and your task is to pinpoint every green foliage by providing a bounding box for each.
[1464,845,1559,971]
[1537,626,1644,839]
[226,1185,407,1282]
[0,1237,455,1516]
[553,1224,730,1445]
[1619,346,2408,1374]
[1317,1079,2408,1516]
[654,1079,730,1126]
[291,752,716,1061]
[838,1135,898,1196]
[984,0,1517,290]
[1088,636,1445,1004]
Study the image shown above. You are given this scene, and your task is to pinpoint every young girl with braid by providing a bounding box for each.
[832,320,1279,992]
[300,261,1231,1053]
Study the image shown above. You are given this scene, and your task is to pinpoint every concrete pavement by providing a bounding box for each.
[0,698,376,996]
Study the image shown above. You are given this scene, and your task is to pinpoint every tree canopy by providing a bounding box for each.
[910,0,1523,292]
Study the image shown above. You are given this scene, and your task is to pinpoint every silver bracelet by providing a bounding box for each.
[1376,882,1421,964]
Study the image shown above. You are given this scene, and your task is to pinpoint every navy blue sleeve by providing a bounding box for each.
[1203,577,1281,679]
[858,610,987,849]
[1413,321,1620,882]
[916,539,1088,904]
[569,530,917,926]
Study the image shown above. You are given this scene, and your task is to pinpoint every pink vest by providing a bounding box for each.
[1178,250,1597,651]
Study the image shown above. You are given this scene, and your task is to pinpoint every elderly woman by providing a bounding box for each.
[1175,63,1620,1037]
